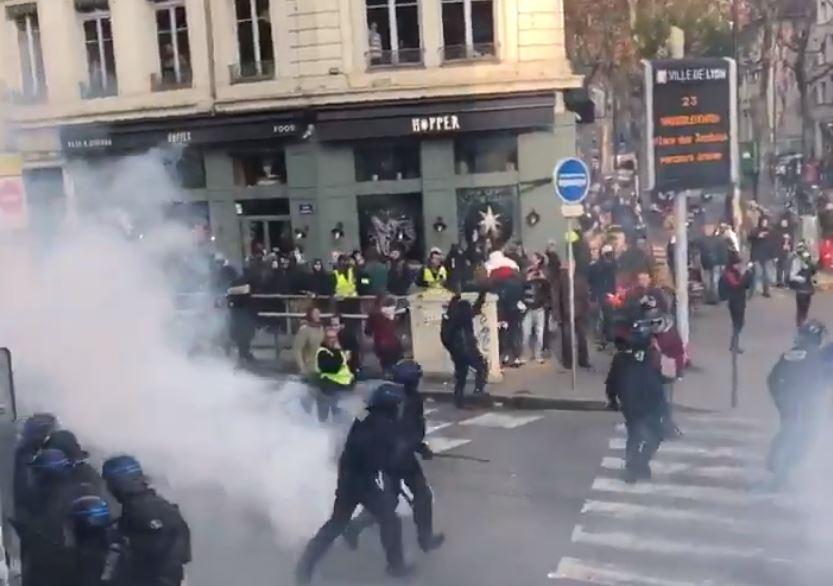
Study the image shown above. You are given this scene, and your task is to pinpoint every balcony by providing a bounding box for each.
[151,68,193,92]
[441,42,498,64]
[229,60,275,84]
[366,48,424,70]
[80,80,118,100]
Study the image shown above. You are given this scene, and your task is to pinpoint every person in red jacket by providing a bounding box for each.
[720,250,754,353]
[366,296,404,375]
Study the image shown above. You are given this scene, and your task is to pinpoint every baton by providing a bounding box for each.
[432,452,491,463]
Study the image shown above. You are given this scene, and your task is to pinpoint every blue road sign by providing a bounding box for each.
[553,157,590,204]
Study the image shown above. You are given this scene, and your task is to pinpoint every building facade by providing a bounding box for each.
[1,0,581,264]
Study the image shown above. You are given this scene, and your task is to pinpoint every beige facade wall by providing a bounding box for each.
[1,0,579,130]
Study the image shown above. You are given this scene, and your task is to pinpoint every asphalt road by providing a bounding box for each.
[178,393,833,586]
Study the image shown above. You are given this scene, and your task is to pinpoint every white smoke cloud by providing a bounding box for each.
[0,151,343,561]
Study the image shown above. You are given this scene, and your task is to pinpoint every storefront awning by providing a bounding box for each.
[315,92,556,141]
[60,111,308,155]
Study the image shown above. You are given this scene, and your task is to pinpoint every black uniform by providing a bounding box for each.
[116,486,192,586]
[441,292,488,407]
[607,341,666,482]
[71,525,125,586]
[766,345,827,483]
[227,277,256,362]
[344,380,439,550]
[20,476,82,586]
[297,412,406,581]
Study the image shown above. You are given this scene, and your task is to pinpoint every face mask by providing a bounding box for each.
[381,306,396,320]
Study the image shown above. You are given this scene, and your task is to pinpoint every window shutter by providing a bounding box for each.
[74,0,109,11]
[5,3,38,19]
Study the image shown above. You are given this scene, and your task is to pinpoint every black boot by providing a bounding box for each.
[386,563,415,578]
[419,533,446,552]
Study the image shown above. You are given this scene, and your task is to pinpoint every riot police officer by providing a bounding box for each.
[45,430,110,500]
[102,456,192,586]
[606,320,667,484]
[343,360,445,553]
[68,494,125,585]
[767,319,828,486]
[14,413,58,521]
[20,447,78,586]
[296,383,412,584]
[441,289,488,408]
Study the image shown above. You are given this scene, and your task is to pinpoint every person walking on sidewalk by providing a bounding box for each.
[441,288,488,408]
[748,216,776,297]
[521,253,550,364]
[788,240,817,327]
[719,251,754,353]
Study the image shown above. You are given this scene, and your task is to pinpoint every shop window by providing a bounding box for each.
[232,150,287,186]
[232,0,274,82]
[7,5,47,101]
[162,149,206,189]
[365,0,422,68]
[454,133,517,174]
[80,10,118,98]
[153,1,192,90]
[355,140,421,181]
[441,0,496,62]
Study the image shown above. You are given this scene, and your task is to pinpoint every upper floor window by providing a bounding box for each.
[231,0,274,83]
[232,149,287,186]
[355,140,421,182]
[153,1,192,90]
[6,4,47,101]
[441,0,496,62]
[365,0,422,69]
[80,8,117,98]
[454,133,517,174]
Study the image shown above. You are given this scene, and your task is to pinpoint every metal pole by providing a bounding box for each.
[674,192,690,346]
[731,345,739,408]
[567,219,577,391]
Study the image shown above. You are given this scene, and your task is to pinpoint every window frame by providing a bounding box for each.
[440,0,496,61]
[13,9,46,98]
[80,9,116,93]
[365,0,422,68]
[354,138,422,182]
[234,0,273,76]
[154,0,190,86]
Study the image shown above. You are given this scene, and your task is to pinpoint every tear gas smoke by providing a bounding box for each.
[0,150,341,552]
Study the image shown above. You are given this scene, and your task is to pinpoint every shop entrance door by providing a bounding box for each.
[239,215,292,259]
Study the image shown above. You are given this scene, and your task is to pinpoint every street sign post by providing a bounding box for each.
[552,157,590,392]
[644,57,739,407]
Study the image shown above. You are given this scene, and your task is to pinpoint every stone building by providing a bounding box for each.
[1,0,583,264]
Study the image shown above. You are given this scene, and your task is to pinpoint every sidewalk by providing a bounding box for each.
[424,288,828,419]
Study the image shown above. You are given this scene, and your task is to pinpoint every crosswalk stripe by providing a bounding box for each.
[425,437,471,454]
[679,414,771,429]
[591,476,775,507]
[579,499,794,535]
[570,525,792,564]
[548,556,750,586]
[614,422,768,442]
[608,438,763,461]
[458,412,544,429]
[599,456,769,483]
[426,421,452,434]
[424,408,439,416]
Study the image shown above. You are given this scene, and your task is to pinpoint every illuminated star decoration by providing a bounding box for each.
[478,205,503,238]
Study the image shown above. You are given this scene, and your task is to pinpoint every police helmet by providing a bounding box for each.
[21,413,58,444]
[391,360,423,387]
[45,430,89,464]
[797,319,827,348]
[629,320,654,349]
[70,495,111,529]
[102,455,144,482]
[29,448,71,478]
[367,383,405,412]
